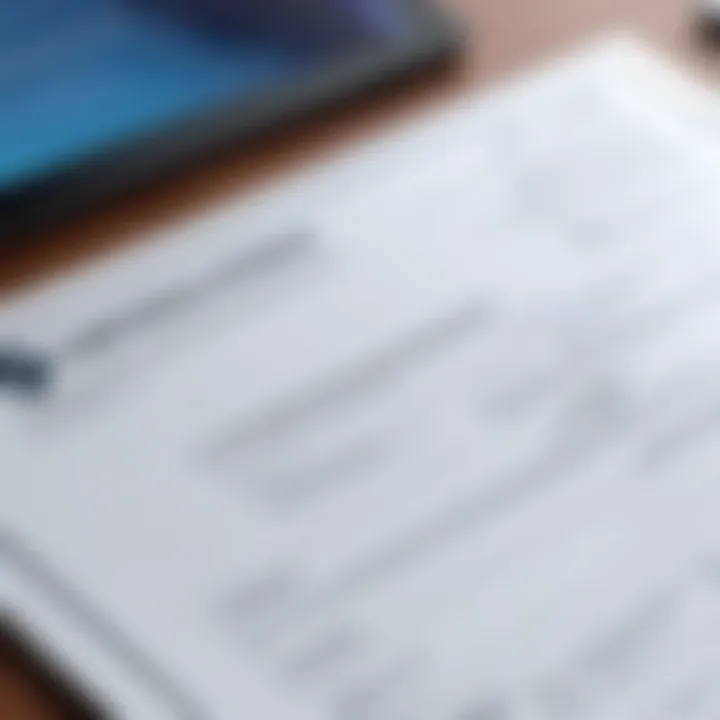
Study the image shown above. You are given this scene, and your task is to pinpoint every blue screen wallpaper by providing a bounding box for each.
[0,0,403,188]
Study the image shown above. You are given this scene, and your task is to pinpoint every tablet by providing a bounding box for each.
[0,0,457,239]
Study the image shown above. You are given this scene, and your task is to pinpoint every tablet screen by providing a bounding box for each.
[0,0,411,190]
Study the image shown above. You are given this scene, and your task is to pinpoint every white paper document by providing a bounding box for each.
[4,37,720,720]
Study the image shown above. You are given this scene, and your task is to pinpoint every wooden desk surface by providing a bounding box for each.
[1,0,718,717]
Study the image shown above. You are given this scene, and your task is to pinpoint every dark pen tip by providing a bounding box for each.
[0,347,53,397]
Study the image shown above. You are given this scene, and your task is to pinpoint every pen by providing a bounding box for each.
[0,346,52,396]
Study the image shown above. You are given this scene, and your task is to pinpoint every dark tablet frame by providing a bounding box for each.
[0,0,458,241]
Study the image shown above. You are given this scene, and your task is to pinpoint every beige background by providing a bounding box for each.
[1,0,719,715]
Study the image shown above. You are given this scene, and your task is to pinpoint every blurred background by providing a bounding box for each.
[0,0,718,293]
[2,0,720,718]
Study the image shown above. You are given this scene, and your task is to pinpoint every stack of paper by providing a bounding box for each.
[4,37,720,720]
